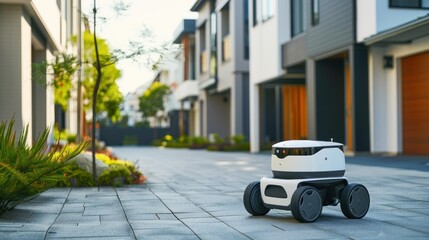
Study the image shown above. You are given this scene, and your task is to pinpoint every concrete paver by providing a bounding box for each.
[0,147,428,239]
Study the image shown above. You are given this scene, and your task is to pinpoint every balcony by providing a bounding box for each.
[200,50,208,73]
[175,80,199,102]
[222,34,231,61]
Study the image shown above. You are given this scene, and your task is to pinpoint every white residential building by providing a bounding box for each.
[0,0,82,144]
[362,1,429,155]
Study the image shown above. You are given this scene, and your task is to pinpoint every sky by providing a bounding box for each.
[82,0,197,95]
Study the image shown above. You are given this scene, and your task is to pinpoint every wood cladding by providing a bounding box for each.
[402,51,429,155]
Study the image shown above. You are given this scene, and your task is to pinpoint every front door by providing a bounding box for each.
[282,85,308,140]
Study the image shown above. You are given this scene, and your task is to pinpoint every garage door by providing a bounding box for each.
[402,51,429,155]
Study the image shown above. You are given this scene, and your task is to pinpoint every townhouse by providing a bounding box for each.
[363,1,429,155]
[249,0,429,155]
[173,19,199,137]
[191,0,250,140]
[164,0,429,155]
[0,0,82,143]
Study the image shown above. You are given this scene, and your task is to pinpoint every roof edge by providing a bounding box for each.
[190,0,206,11]
[364,14,429,46]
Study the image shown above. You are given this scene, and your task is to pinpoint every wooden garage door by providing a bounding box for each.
[282,85,307,140]
[402,51,429,155]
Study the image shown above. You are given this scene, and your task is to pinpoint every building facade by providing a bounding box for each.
[249,0,429,154]
[166,0,429,155]
[191,0,250,140]
[362,1,429,155]
[0,0,81,144]
[173,19,200,137]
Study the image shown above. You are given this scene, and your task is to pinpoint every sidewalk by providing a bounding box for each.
[1,147,428,239]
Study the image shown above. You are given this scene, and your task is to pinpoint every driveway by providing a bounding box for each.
[0,146,428,239]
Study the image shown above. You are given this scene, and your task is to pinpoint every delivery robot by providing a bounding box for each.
[243,140,370,222]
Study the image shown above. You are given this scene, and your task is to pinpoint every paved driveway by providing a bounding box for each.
[1,147,428,239]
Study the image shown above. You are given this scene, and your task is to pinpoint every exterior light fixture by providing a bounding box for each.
[383,55,394,69]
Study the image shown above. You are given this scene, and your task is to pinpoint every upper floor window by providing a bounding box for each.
[291,0,305,36]
[221,3,231,61]
[199,22,208,73]
[244,0,249,59]
[311,0,319,26]
[209,12,217,77]
[390,0,429,9]
[199,22,206,52]
[253,0,275,26]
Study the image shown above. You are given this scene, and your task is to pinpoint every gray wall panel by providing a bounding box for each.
[282,36,306,68]
[307,0,354,57]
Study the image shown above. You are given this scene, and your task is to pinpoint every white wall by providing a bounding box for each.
[249,0,286,85]
[357,0,429,42]
[33,0,62,47]
[249,0,288,152]
[21,10,33,143]
[376,1,429,33]
[369,35,429,153]
[356,0,376,42]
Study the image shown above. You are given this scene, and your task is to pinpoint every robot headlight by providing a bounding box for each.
[272,146,343,159]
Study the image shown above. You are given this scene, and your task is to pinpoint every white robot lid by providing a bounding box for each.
[272,140,343,148]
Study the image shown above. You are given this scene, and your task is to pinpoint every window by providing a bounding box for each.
[390,0,429,8]
[221,3,231,61]
[311,0,319,26]
[253,0,274,26]
[261,0,274,21]
[253,0,258,26]
[291,0,305,37]
[199,23,208,73]
[209,12,217,77]
[199,23,206,52]
[221,4,230,38]
[244,0,249,59]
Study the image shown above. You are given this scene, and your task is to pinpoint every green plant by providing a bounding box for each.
[53,127,77,144]
[97,165,132,187]
[231,135,246,145]
[0,119,88,214]
[188,136,209,149]
[55,162,95,187]
[138,82,170,123]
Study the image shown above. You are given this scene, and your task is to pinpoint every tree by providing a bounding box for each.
[138,81,170,125]
[80,31,123,123]
[34,0,178,182]
[33,53,77,111]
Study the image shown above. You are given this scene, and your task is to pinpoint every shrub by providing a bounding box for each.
[188,136,209,149]
[97,165,132,187]
[0,119,87,214]
[231,135,246,145]
[55,162,95,187]
[207,134,250,152]
[54,127,77,143]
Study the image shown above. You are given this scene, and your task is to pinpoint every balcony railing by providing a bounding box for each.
[222,34,231,61]
[200,50,208,73]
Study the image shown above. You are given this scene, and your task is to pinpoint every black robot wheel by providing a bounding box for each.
[243,181,270,216]
[340,183,370,219]
[291,186,323,223]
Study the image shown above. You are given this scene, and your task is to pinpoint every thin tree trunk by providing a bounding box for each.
[92,0,102,183]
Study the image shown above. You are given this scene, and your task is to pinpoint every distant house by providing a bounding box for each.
[0,0,82,144]
[173,19,199,137]
[120,84,148,127]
